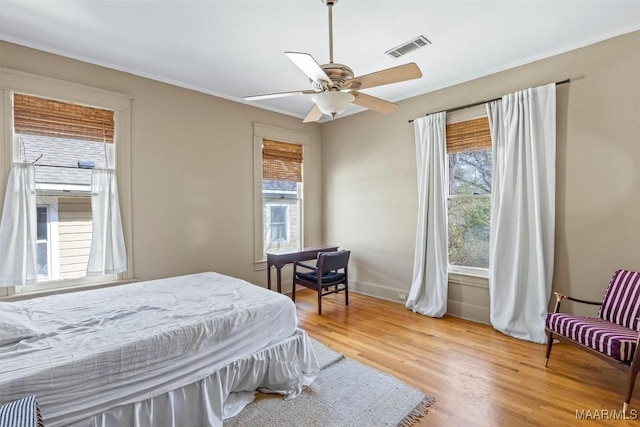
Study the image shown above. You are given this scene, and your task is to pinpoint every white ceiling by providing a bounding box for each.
[1,1,639,122]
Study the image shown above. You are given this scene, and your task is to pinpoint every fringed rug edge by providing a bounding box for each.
[396,395,436,427]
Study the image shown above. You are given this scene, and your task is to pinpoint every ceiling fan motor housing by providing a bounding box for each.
[317,63,354,90]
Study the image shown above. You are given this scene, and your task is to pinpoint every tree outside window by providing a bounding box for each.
[448,149,491,269]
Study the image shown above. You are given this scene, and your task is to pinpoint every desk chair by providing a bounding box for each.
[292,250,350,315]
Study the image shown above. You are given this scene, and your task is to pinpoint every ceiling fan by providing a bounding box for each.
[243,0,423,122]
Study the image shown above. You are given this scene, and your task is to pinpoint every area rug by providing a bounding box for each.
[224,337,435,427]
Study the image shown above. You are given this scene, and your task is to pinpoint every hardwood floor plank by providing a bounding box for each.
[294,289,639,426]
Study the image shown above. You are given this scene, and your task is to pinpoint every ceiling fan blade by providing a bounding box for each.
[349,63,422,91]
[244,90,317,101]
[303,104,323,123]
[351,91,398,114]
[285,52,332,85]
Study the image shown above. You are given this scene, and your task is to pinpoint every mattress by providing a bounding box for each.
[0,272,305,425]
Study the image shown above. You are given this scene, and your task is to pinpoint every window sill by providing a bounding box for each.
[0,278,137,302]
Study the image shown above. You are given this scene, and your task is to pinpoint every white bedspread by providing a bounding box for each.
[0,272,312,426]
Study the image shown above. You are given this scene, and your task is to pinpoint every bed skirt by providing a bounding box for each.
[67,329,318,427]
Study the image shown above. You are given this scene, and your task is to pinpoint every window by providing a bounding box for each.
[12,94,113,290]
[0,68,133,296]
[268,205,289,243]
[446,117,492,274]
[36,206,49,279]
[261,139,302,255]
[253,123,309,268]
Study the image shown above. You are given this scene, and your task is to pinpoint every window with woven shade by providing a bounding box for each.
[446,116,492,273]
[261,139,303,255]
[11,93,117,286]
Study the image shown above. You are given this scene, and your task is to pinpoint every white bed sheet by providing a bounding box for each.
[0,272,312,426]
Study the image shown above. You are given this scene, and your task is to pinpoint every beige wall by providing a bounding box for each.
[321,31,640,323]
[0,41,323,291]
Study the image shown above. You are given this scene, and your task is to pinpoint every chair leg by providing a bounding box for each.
[317,287,322,315]
[344,280,349,306]
[291,281,296,302]
[544,331,554,367]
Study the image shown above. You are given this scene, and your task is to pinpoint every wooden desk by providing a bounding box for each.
[266,245,339,293]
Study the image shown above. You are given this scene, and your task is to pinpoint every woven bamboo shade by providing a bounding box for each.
[13,94,114,143]
[262,139,303,182]
[446,117,491,153]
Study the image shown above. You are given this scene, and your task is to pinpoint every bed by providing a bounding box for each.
[0,272,319,427]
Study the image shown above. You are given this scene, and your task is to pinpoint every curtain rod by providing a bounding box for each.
[21,162,105,171]
[408,79,570,124]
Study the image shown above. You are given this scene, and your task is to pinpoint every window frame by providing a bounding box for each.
[446,110,491,279]
[252,123,310,270]
[0,68,134,297]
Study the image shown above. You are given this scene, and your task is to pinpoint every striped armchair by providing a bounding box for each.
[545,269,640,413]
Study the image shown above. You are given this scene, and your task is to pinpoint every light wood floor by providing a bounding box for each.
[293,288,639,426]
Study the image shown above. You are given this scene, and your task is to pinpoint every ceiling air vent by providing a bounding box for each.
[385,35,431,59]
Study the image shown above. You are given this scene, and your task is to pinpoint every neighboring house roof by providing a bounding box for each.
[263,180,296,192]
[18,134,108,188]
[262,179,298,200]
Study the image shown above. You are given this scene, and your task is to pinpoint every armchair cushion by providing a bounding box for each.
[598,269,640,330]
[547,312,638,362]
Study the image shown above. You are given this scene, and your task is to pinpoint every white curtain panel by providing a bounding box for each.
[87,169,127,276]
[486,83,556,344]
[0,164,38,286]
[406,112,448,317]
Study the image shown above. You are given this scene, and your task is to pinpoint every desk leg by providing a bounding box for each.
[276,267,282,293]
[267,263,272,290]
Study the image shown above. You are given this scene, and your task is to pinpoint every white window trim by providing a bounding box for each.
[252,123,310,270]
[0,68,134,296]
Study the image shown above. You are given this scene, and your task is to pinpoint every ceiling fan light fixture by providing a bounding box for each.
[311,91,355,119]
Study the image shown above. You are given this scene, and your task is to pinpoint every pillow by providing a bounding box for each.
[0,303,37,346]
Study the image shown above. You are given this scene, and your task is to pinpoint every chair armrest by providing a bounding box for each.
[566,296,602,306]
[552,291,602,313]
[294,262,316,271]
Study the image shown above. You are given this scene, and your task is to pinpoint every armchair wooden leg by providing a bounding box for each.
[292,282,296,302]
[624,362,640,414]
[544,331,554,367]
[317,287,322,315]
